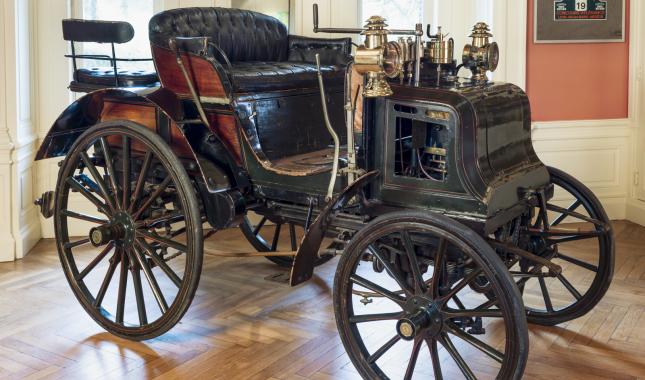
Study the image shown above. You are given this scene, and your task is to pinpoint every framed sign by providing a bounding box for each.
[535,0,625,43]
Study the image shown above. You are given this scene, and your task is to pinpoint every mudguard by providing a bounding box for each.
[290,171,380,286]
[35,87,247,193]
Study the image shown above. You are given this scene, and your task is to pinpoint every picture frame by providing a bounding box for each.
[534,0,626,43]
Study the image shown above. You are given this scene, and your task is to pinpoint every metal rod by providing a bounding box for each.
[345,62,357,184]
[111,43,119,86]
[315,54,340,202]
[414,24,423,87]
[169,38,211,128]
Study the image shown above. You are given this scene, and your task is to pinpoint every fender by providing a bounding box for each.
[290,171,380,286]
[35,87,248,193]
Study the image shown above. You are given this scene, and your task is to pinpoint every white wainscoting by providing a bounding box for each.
[532,119,633,220]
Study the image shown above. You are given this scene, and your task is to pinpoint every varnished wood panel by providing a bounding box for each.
[1,221,644,379]
[101,100,193,159]
[208,112,242,163]
[153,45,227,99]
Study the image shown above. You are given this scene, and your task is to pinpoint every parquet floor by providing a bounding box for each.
[0,221,644,379]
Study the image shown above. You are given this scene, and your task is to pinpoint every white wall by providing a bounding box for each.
[0,0,41,262]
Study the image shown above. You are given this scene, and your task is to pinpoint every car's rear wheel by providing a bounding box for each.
[54,121,203,340]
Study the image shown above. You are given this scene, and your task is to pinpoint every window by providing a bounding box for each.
[231,0,290,29]
[360,0,423,30]
[79,0,156,71]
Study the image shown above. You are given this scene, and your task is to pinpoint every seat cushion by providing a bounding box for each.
[75,67,159,87]
[226,62,345,93]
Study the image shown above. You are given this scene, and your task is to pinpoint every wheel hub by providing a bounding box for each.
[396,297,443,340]
[89,211,135,247]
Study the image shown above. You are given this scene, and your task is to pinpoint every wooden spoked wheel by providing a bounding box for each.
[240,215,334,268]
[511,167,615,325]
[54,121,203,341]
[334,212,528,380]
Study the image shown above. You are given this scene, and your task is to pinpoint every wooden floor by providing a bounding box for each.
[1,221,644,380]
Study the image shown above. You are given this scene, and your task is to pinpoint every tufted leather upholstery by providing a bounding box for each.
[150,7,289,63]
[150,7,351,94]
[228,62,344,93]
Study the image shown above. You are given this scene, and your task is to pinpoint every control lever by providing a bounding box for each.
[315,53,340,202]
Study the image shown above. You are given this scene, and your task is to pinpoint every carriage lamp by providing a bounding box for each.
[355,16,402,97]
[462,22,499,82]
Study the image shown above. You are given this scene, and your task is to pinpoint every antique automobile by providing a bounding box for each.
[34,5,614,380]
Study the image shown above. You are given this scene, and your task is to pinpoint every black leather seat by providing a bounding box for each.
[75,68,159,88]
[227,62,344,93]
[149,8,351,95]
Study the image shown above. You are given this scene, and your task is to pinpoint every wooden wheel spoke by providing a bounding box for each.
[132,246,169,314]
[99,137,121,207]
[349,312,403,324]
[122,136,131,210]
[94,251,120,308]
[61,210,107,224]
[557,252,598,272]
[141,211,185,228]
[367,334,401,364]
[129,151,153,214]
[447,323,505,364]
[404,337,423,380]
[426,338,443,380]
[137,238,182,288]
[77,243,114,281]
[452,295,466,310]
[133,177,173,220]
[431,238,447,298]
[271,223,282,251]
[474,298,498,311]
[350,274,406,305]
[137,229,188,253]
[557,273,583,301]
[401,230,427,294]
[546,203,606,228]
[127,249,148,326]
[80,151,117,212]
[538,276,554,312]
[545,231,603,246]
[289,223,298,251]
[253,217,268,235]
[441,268,483,303]
[66,177,109,215]
[551,199,582,227]
[116,250,129,324]
[64,238,90,250]
[439,333,476,380]
[368,245,413,296]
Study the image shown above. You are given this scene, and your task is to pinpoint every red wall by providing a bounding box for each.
[526,0,630,121]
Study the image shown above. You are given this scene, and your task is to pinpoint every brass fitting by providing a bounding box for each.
[462,22,499,82]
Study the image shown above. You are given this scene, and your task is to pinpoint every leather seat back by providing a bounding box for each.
[149,7,289,62]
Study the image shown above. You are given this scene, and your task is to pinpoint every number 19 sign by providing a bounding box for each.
[555,0,608,21]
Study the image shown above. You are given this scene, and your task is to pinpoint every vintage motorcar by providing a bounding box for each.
[34,6,614,380]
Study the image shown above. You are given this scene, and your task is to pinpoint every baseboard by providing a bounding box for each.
[0,234,16,262]
[626,199,645,226]
[15,213,42,259]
